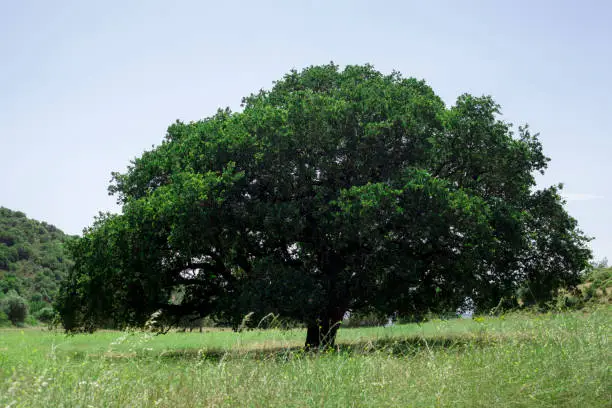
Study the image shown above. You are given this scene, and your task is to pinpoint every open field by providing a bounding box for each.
[0,307,610,407]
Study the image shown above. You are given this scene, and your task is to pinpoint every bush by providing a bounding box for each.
[25,314,38,326]
[586,267,612,292]
[34,306,56,323]
[0,310,10,327]
[1,293,29,325]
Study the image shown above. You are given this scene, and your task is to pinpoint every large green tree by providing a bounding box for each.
[56,64,591,347]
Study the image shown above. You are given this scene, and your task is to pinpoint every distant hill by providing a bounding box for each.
[0,207,75,311]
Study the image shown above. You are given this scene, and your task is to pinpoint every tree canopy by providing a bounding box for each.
[56,64,591,347]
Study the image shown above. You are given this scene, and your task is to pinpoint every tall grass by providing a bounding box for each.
[0,307,610,407]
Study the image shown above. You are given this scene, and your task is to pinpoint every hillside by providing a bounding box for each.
[0,207,75,311]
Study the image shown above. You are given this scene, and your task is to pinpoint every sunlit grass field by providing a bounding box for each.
[0,307,610,407]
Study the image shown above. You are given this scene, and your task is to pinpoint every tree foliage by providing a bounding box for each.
[56,64,591,347]
[1,291,29,325]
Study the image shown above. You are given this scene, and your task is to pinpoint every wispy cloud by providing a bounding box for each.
[562,193,605,202]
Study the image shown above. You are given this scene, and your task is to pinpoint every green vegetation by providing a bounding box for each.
[0,207,74,325]
[585,265,612,294]
[0,292,29,325]
[56,64,591,348]
[1,64,601,404]
[0,308,609,407]
[552,266,612,310]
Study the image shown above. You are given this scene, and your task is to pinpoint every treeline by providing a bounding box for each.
[0,207,75,326]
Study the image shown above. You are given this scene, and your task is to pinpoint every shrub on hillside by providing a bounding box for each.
[0,310,10,327]
[34,307,56,323]
[549,267,612,311]
[586,267,612,292]
[1,292,29,325]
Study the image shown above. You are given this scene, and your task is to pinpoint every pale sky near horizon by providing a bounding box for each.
[1,1,610,261]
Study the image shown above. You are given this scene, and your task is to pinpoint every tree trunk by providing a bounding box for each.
[306,252,347,350]
[304,307,345,350]
[305,324,324,349]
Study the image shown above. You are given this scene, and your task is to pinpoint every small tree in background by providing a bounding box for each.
[1,291,29,325]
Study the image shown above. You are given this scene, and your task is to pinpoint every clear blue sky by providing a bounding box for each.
[1,0,610,261]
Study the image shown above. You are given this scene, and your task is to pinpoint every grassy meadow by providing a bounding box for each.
[0,307,610,407]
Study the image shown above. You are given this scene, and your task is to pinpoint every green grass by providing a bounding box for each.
[0,308,610,407]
